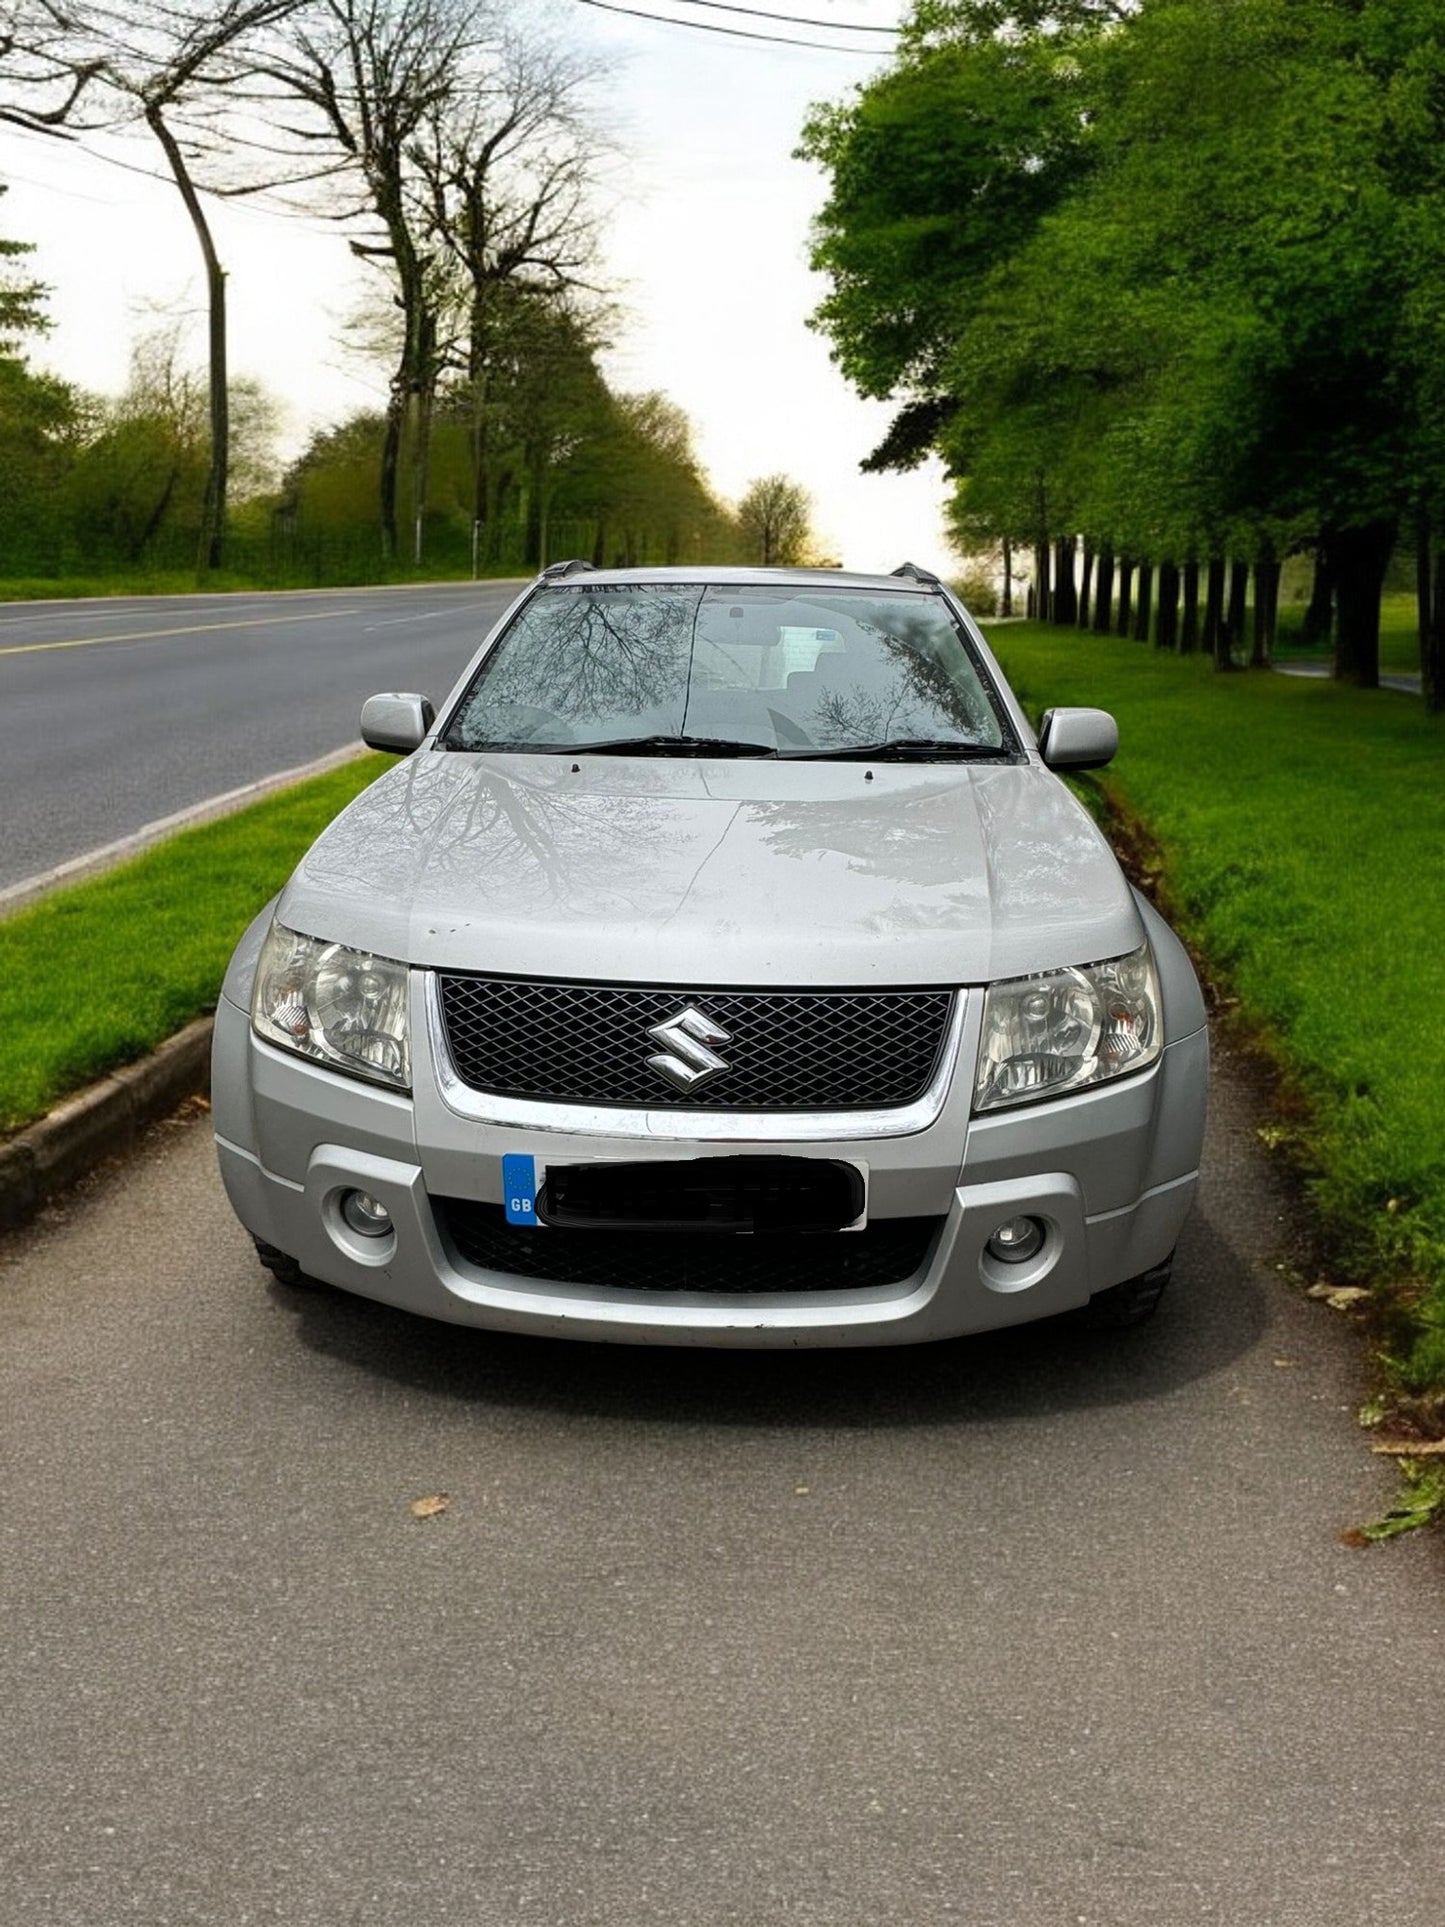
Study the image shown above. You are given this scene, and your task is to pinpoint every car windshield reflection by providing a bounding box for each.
[441,583,1014,758]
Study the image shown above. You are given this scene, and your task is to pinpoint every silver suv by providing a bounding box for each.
[213,564,1207,1345]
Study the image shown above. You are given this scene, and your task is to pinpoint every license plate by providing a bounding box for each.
[501,1153,868,1231]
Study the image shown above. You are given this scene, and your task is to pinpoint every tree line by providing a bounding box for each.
[801,0,1445,709]
[0,0,819,580]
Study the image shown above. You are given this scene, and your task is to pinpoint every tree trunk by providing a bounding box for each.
[1206,557,1231,669]
[380,378,405,563]
[1132,563,1153,642]
[1033,539,1051,623]
[1155,561,1180,648]
[1001,536,1013,617]
[1116,559,1134,638]
[1427,545,1445,714]
[1092,547,1114,633]
[1078,539,1094,629]
[1052,535,1078,625]
[146,106,227,572]
[1253,543,1280,666]
[1180,560,1201,653]
[1327,519,1396,687]
[1299,544,1334,650]
[1416,504,1431,681]
[1227,559,1249,657]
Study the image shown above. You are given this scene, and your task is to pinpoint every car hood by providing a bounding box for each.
[277,751,1142,986]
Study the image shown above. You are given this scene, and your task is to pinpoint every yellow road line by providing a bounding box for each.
[0,607,363,659]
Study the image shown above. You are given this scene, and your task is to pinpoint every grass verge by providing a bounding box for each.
[0,754,394,1137]
[984,621,1445,1426]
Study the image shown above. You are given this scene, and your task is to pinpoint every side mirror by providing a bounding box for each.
[361,692,435,754]
[1038,706,1118,772]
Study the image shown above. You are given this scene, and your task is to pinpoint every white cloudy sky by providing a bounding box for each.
[0,0,957,574]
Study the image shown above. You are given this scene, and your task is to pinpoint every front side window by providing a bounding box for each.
[441,584,1014,760]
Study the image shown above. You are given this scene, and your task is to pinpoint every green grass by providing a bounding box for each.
[0,564,523,601]
[0,755,394,1136]
[983,621,1445,1409]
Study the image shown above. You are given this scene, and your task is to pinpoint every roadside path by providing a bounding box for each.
[0,581,523,893]
[1274,659,1423,693]
[1,1043,1441,1925]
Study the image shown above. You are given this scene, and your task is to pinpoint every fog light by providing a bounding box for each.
[986,1215,1045,1264]
[340,1189,393,1237]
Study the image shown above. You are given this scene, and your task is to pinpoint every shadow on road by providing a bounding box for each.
[277,1212,1264,1432]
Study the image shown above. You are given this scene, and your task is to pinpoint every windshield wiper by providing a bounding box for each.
[572,734,779,758]
[778,737,1003,761]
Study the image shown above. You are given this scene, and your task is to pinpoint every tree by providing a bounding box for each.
[0,184,81,573]
[803,0,1445,685]
[0,0,100,133]
[18,2,307,570]
[264,0,493,561]
[410,22,608,562]
[738,475,812,566]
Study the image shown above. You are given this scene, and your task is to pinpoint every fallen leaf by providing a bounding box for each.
[410,1494,451,1519]
[1306,1284,1371,1310]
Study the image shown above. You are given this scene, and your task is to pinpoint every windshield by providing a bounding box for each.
[440,583,1012,758]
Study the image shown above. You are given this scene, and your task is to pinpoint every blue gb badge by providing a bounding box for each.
[502,1154,539,1227]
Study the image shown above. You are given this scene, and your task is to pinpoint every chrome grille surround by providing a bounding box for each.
[426,974,965,1140]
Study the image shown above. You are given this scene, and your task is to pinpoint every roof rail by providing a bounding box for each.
[890,560,941,585]
[539,558,595,581]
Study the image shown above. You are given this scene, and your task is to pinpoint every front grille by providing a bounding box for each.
[436,976,955,1110]
[437,1201,942,1295]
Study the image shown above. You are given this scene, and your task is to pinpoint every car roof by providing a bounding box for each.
[535,564,942,594]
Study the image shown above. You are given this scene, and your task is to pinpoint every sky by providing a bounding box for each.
[0,0,958,576]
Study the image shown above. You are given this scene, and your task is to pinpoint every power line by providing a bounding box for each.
[2,121,348,240]
[659,0,898,32]
[573,0,892,54]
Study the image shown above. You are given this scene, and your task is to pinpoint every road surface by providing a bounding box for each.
[1,1042,1441,1926]
[0,582,525,893]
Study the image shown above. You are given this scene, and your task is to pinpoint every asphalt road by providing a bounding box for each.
[0,582,525,892]
[2,1044,1441,1926]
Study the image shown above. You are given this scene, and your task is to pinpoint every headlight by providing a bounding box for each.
[973,944,1161,1113]
[251,922,411,1091]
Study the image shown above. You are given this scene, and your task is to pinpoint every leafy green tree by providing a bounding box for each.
[0,185,80,574]
[737,475,812,567]
[804,0,1445,686]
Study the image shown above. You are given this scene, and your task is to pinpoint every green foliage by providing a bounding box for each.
[0,756,395,1137]
[986,619,1445,1401]
[278,297,745,576]
[0,181,49,349]
[737,474,813,566]
[804,1,1445,581]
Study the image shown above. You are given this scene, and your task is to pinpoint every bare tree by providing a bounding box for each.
[0,1,100,133]
[262,0,491,562]
[738,474,813,567]
[411,22,608,563]
[15,1,306,569]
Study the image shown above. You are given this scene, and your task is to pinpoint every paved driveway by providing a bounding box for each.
[1,1046,1441,1926]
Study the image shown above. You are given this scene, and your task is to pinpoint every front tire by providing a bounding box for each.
[252,1236,327,1291]
[1083,1252,1173,1329]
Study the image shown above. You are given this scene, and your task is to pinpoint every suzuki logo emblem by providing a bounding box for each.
[645,1006,732,1093]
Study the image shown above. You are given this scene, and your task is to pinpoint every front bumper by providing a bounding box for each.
[212,971,1207,1348]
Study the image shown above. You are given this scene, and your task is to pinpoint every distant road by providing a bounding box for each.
[0,580,525,894]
